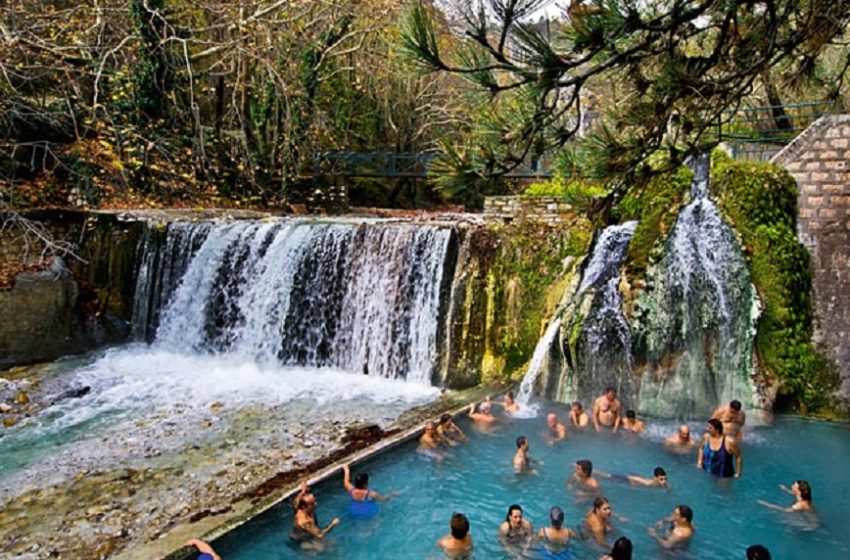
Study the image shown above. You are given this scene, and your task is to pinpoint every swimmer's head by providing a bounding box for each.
[730,400,742,411]
[479,401,491,413]
[626,410,636,419]
[506,504,523,524]
[354,472,369,490]
[707,418,723,434]
[297,494,316,510]
[678,424,690,439]
[795,480,812,502]
[676,504,693,523]
[746,544,772,560]
[571,401,583,412]
[604,386,616,398]
[576,459,593,476]
[653,467,667,484]
[440,413,452,425]
[516,435,528,449]
[425,420,435,432]
[593,497,611,517]
[450,512,469,539]
[505,391,515,401]
[549,506,565,528]
[546,412,557,426]
[611,536,633,560]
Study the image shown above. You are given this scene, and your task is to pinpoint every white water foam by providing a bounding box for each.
[515,318,563,418]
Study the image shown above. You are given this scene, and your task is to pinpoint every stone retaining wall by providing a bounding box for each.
[772,115,850,397]
[483,196,573,223]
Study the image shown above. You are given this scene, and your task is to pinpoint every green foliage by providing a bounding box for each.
[616,166,693,280]
[523,178,607,212]
[711,158,839,412]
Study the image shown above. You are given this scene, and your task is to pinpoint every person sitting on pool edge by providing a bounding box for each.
[290,481,340,549]
[499,503,534,549]
[621,410,645,434]
[696,418,742,478]
[437,512,472,559]
[757,480,814,512]
[664,424,697,453]
[567,459,602,498]
[601,536,632,560]
[437,413,467,445]
[647,504,694,549]
[537,505,578,554]
[341,463,394,519]
[583,496,614,546]
[569,401,590,430]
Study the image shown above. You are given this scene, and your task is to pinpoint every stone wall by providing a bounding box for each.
[483,196,573,223]
[772,115,850,397]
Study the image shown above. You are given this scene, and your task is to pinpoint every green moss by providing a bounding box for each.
[523,178,607,212]
[710,157,839,413]
[616,166,693,282]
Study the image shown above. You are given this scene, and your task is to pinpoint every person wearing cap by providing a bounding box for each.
[538,505,578,555]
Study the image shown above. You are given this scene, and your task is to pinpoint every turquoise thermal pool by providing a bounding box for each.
[213,409,850,559]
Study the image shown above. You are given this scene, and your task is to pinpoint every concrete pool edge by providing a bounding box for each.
[148,385,512,560]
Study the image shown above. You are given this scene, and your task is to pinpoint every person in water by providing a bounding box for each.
[647,505,694,549]
[161,539,220,560]
[601,536,632,560]
[538,505,578,553]
[621,410,644,433]
[567,459,602,498]
[495,391,520,414]
[418,420,445,461]
[513,435,541,474]
[712,399,746,441]
[468,400,497,424]
[746,544,772,559]
[546,412,568,443]
[665,424,697,453]
[583,496,614,546]
[341,463,392,519]
[290,481,340,549]
[597,466,668,488]
[437,512,473,559]
[697,418,743,478]
[593,387,621,432]
[499,503,534,551]
[569,401,590,430]
[437,413,467,445]
[757,480,814,512]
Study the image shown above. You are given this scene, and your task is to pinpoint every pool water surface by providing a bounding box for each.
[214,408,850,559]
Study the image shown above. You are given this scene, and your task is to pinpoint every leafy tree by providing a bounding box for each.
[402,0,850,208]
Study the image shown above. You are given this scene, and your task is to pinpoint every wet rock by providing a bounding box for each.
[49,386,91,405]
[3,417,17,427]
[14,392,29,405]
[0,402,12,413]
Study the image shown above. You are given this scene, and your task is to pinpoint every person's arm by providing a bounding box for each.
[293,481,309,509]
[611,408,621,433]
[566,474,576,489]
[627,475,654,487]
[591,523,607,546]
[779,483,795,495]
[757,499,793,513]
[341,464,354,492]
[592,401,601,431]
[647,527,686,549]
[453,423,467,441]
[369,489,398,502]
[183,539,221,560]
[696,436,706,469]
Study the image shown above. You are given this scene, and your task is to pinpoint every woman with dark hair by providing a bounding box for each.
[538,505,577,558]
[696,418,743,478]
[341,463,393,519]
[601,536,632,560]
[758,480,814,512]
[499,503,533,550]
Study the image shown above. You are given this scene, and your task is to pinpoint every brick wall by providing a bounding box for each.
[483,196,574,223]
[772,115,850,397]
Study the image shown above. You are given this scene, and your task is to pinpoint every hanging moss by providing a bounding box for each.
[710,153,839,413]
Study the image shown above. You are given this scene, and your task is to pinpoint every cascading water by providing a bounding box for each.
[558,221,639,407]
[632,154,759,418]
[144,219,453,383]
[515,317,562,416]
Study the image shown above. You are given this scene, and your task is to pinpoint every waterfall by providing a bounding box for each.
[515,317,562,414]
[559,221,639,407]
[135,219,453,383]
[633,154,759,418]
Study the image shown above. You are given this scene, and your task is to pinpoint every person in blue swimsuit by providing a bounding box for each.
[696,418,742,478]
[341,463,393,519]
[537,506,577,559]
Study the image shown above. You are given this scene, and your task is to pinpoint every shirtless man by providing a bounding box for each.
[583,497,614,546]
[593,387,621,433]
[496,391,520,414]
[569,401,591,430]
[437,413,467,445]
[621,410,644,433]
[712,399,746,440]
[567,459,602,498]
[499,504,534,551]
[290,482,340,550]
[665,424,697,454]
[419,421,440,449]
[757,480,814,512]
[437,512,473,559]
[546,412,568,443]
[647,505,694,549]
[513,436,540,474]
